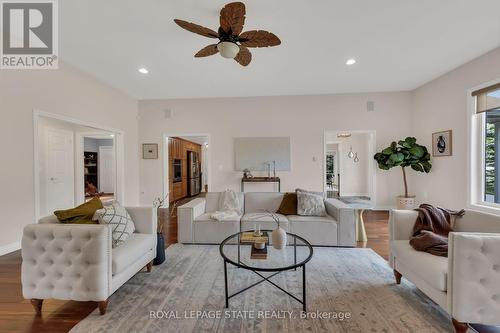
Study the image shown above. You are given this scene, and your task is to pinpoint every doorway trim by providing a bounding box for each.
[161,133,211,207]
[33,109,125,221]
[323,130,377,206]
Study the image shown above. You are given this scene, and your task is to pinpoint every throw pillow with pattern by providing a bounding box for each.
[297,190,327,216]
[94,202,135,248]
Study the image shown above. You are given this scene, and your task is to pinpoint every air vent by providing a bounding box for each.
[367,101,375,112]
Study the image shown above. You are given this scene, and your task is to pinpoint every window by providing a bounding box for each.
[484,109,500,203]
[471,82,500,209]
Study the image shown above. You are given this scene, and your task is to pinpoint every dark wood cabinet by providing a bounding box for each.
[168,137,202,203]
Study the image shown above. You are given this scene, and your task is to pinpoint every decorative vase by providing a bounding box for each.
[272,227,287,250]
[397,195,416,210]
[153,232,166,265]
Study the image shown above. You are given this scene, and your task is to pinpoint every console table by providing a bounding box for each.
[241,177,280,192]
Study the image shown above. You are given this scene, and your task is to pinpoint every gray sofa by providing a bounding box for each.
[178,192,356,246]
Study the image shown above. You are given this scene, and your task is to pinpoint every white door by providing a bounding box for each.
[44,127,74,215]
[99,146,115,194]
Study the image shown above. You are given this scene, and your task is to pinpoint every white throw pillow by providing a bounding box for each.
[218,190,242,214]
[94,202,135,248]
[297,191,327,216]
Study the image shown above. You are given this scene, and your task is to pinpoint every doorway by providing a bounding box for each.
[80,134,116,203]
[324,130,376,205]
[162,134,211,206]
[325,143,340,198]
[34,111,124,220]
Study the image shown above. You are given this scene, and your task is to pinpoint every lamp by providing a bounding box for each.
[217,42,240,59]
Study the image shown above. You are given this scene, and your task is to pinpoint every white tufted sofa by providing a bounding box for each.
[21,206,156,315]
[389,209,500,333]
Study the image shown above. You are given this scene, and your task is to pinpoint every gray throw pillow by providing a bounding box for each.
[94,202,135,248]
[295,188,326,198]
[297,191,327,216]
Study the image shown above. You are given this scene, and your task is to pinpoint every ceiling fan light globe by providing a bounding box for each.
[217,42,240,59]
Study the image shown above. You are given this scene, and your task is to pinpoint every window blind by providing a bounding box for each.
[472,82,500,113]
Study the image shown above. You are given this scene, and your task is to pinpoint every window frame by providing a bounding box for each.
[468,78,500,214]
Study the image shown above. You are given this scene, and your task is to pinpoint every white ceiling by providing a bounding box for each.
[60,0,500,100]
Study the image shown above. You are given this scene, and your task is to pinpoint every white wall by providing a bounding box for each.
[337,134,370,196]
[0,62,139,253]
[411,47,500,209]
[138,92,413,208]
[84,138,113,152]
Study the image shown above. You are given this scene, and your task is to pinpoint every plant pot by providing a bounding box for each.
[153,232,166,266]
[271,227,287,250]
[397,195,416,210]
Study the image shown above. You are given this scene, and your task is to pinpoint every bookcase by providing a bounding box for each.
[84,151,98,195]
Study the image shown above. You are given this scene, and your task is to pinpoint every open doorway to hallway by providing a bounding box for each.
[34,111,123,220]
[82,135,115,203]
[324,130,376,206]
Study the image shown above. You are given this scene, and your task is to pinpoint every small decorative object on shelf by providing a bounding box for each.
[243,168,253,179]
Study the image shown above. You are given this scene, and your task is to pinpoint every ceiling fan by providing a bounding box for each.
[174,2,281,66]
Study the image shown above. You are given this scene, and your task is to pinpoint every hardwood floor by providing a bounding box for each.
[357,210,390,259]
[0,207,493,333]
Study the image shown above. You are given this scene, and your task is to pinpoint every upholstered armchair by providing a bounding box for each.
[21,206,156,315]
[389,209,500,333]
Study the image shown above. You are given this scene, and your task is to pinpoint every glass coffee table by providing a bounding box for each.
[219,231,313,311]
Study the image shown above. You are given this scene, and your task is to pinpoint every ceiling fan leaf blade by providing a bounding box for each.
[195,44,219,57]
[239,30,281,48]
[234,46,252,66]
[219,2,246,35]
[174,19,219,39]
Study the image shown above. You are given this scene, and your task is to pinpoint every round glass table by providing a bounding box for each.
[219,231,313,311]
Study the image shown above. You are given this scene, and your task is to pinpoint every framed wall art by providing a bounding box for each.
[432,130,452,157]
[143,143,158,159]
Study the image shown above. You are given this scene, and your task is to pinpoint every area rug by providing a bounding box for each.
[70,244,457,333]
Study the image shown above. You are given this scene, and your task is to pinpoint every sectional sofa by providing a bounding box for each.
[178,192,356,246]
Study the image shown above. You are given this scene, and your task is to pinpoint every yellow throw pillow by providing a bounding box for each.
[276,192,298,215]
[54,197,103,224]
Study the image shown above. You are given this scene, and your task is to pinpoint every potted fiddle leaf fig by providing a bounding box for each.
[374,137,432,209]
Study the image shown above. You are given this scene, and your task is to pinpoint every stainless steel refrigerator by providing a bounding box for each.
[187,151,201,196]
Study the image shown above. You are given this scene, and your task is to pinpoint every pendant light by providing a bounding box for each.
[348,146,355,158]
[354,152,359,163]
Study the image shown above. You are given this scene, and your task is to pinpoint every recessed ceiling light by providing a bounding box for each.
[346,59,356,66]
[138,67,149,74]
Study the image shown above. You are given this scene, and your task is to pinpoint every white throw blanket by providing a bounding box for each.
[210,189,241,221]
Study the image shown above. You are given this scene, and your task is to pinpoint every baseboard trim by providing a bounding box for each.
[341,193,370,197]
[0,241,21,256]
